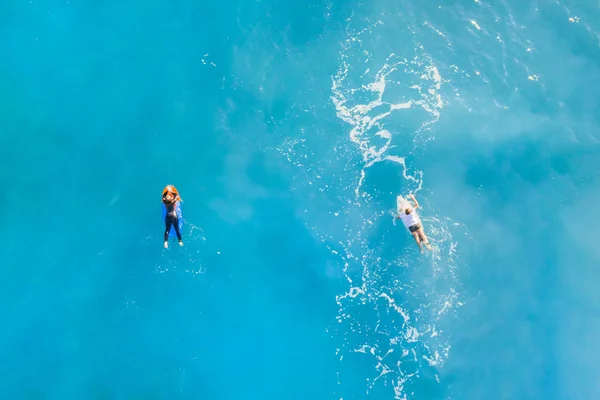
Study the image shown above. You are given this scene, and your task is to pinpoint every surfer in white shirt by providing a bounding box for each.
[397,193,432,253]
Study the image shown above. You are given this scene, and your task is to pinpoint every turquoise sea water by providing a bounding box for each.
[2,0,600,398]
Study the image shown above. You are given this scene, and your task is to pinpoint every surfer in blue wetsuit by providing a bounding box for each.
[162,185,183,249]
[397,193,432,253]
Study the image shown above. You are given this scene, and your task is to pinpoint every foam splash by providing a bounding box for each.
[147,222,207,276]
[272,11,464,399]
[325,18,462,400]
[331,46,443,198]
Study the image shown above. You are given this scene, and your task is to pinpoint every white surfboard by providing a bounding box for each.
[396,195,411,214]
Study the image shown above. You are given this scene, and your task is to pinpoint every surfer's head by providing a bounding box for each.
[405,207,412,214]
[162,185,180,204]
[163,191,175,204]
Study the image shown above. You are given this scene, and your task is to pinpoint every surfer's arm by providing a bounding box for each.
[409,194,420,208]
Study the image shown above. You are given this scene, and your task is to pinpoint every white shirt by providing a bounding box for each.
[399,210,421,228]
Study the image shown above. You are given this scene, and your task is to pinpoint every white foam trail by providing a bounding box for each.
[325,19,463,400]
[331,49,443,198]
[274,13,464,400]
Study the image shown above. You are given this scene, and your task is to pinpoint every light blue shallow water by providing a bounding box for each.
[2,0,600,399]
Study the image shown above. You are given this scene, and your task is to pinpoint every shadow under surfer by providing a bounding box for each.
[162,185,183,249]
[397,193,432,253]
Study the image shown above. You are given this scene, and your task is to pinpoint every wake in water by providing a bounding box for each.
[329,17,465,399]
[278,12,466,399]
[144,222,207,276]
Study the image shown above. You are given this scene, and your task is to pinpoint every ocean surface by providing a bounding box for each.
[2,0,600,399]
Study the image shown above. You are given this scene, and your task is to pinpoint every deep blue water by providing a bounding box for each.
[2,0,600,399]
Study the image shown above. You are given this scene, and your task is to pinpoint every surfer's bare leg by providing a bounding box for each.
[411,231,424,252]
[418,228,432,250]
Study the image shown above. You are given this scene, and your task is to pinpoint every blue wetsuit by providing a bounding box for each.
[163,198,182,242]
